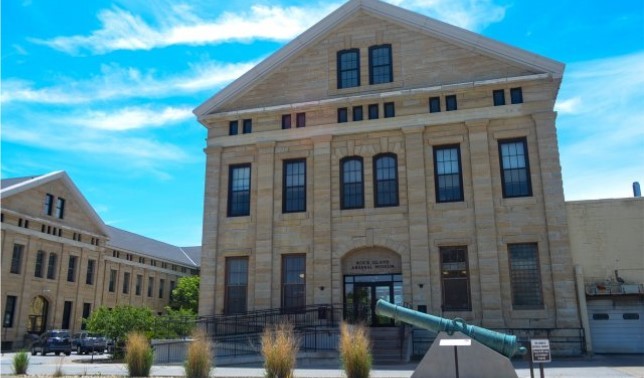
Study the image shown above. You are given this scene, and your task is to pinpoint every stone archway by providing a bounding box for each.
[26,296,49,334]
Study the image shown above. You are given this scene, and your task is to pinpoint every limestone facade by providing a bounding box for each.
[195,0,580,351]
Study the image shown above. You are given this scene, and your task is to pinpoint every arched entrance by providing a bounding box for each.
[27,296,49,334]
[342,247,402,326]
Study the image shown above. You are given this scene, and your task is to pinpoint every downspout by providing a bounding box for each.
[574,264,592,355]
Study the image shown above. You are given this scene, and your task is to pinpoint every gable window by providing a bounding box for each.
[433,145,464,202]
[340,157,364,209]
[368,104,379,120]
[136,275,142,296]
[47,253,57,279]
[499,138,532,197]
[384,102,395,118]
[446,95,458,111]
[225,257,248,314]
[86,259,95,285]
[296,113,306,128]
[369,44,393,85]
[109,269,117,292]
[44,193,54,216]
[283,159,306,213]
[10,244,23,274]
[337,48,360,89]
[373,153,398,207]
[353,106,363,121]
[281,114,292,129]
[509,243,543,309]
[148,277,154,297]
[429,97,441,113]
[35,251,45,278]
[337,108,348,123]
[55,198,65,219]
[67,255,77,282]
[242,119,252,134]
[440,246,471,311]
[493,89,506,106]
[3,296,17,328]
[228,164,251,217]
[123,272,130,294]
[510,87,523,104]
[229,121,238,135]
[282,254,306,311]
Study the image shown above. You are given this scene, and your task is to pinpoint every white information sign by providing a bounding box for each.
[439,339,472,346]
[531,339,551,363]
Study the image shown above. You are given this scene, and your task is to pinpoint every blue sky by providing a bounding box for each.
[2,0,643,246]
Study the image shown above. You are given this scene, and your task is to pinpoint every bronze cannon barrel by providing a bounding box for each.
[375,299,526,357]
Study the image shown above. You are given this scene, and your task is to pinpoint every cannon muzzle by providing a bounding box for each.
[375,300,526,357]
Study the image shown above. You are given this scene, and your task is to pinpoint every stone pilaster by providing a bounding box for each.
[254,141,276,309]
[466,119,504,328]
[312,135,333,304]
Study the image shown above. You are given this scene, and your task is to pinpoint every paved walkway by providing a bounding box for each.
[1,352,643,377]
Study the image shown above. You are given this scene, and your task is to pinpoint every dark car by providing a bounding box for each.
[30,329,72,356]
[71,331,107,354]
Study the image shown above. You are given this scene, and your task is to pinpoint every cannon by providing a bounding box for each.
[375,299,526,358]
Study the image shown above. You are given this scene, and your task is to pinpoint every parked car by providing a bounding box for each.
[30,330,72,356]
[71,332,108,354]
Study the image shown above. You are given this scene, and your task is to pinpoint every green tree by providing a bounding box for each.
[169,275,200,313]
[85,305,155,357]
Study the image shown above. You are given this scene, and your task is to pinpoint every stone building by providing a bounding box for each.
[194,0,581,354]
[0,171,200,350]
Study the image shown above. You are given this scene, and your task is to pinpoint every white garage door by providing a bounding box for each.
[587,299,644,353]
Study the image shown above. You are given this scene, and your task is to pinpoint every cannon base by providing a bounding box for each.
[411,331,518,378]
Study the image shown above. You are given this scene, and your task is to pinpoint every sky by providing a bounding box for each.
[2,0,643,247]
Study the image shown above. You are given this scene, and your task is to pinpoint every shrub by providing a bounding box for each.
[339,322,372,378]
[184,329,213,378]
[12,350,29,375]
[125,332,154,377]
[261,323,299,378]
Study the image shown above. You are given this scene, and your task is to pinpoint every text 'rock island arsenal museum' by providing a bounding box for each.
[194,0,582,353]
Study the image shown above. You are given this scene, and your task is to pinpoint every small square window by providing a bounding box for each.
[296,113,306,128]
[384,102,395,118]
[242,119,252,134]
[446,95,457,111]
[229,121,238,135]
[510,87,523,104]
[338,108,348,123]
[493,90,506,106]
[281,114,292,129]
[353,106,363,121]
[368,104,379,120]
[429,97,441,113]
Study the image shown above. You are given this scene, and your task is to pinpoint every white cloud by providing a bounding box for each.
[69,106,193,131]
[554,97,582,114]
[386,0,506,31]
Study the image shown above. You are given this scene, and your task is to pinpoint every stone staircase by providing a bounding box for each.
[370,327,408,364]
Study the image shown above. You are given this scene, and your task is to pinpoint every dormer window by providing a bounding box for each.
[369,44,393,85]
[337,49,360,89]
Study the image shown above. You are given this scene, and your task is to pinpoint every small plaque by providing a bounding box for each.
[439,339,472,346]
[530,339,551,363]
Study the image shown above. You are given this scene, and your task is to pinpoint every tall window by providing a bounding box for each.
[108,269,117,292]
[123,272,130,294]
[337,108,348,123]
[44,193,54,215]
[499,138,532,197]
[55,198,65,219]
[446,95,457,111]
[369,44,393,84]
[62,301,72,329]
[169,281,176,301]
[510,87,523,104]
[368,104,379,120]
[67,255,77,282]
[282,255,306,311]
[229,120,238,135]
[433,145,464,202]
[225,257,248,314]
[136,275,143,296]
[493,89,506,106]
[86,259,95,285]
[3,296,17,328]
[159,279,165,298]
[81,303,91,330]
[228,164,251,217]
[508,243,543,309]
[47,253,57,279]
[281,114,292,129]
[429,96,441,113]
[242,119,252,134]
[337,48,360,89]
[352,106,363,121]
[440,247,471,311]
[35,250,45,278]
[10,244,23,274]
[148,277,154,297]
[296,113,306,128]
[373,154,398,207]
[283,159,306,213]
[341,157,364,209]
[384,102,395,118]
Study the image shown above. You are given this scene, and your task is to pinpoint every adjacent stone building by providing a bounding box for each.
[0,171,200,350]
[194,0,581,353]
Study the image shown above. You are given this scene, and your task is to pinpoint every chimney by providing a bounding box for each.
[634,182,642,197]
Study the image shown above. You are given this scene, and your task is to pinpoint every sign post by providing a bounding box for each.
[439,338,472,378]
[530,339,551,378]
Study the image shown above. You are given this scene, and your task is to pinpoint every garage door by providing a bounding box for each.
[587,299,644,353]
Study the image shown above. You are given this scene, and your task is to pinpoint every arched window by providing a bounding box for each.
[373,153,398,207]
[341,157,364,209]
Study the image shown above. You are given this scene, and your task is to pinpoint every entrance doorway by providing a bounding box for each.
[344,274,402,326]
[27,296,48,334]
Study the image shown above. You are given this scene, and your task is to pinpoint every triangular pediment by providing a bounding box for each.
[1,171,108,236]
[194,0,563,119]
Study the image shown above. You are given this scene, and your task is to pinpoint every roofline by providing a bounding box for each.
[0,171,109,235]
[193,0,564,120]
